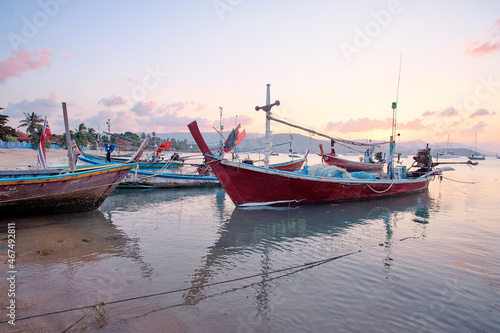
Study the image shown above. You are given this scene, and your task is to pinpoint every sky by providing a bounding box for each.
[1,0,499,152]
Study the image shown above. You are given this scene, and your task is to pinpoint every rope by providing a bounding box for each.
[366,181,395,193]
[0,250,360,325]
[441,176,477,184]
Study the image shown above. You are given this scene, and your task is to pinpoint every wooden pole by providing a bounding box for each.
[62,102,75,171]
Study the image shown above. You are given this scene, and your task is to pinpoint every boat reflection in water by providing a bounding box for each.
[183,191,433,309]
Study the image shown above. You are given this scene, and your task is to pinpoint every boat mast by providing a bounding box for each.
[62,102,75,171]
[389,54,403,179]
[255,84,280,168]
[219,106,224,156]
[265,84,271,168]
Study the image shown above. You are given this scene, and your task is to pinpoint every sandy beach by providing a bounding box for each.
[0,148,70,170]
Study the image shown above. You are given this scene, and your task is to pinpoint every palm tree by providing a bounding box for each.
[18,112,43,135]
[74,123,88,147]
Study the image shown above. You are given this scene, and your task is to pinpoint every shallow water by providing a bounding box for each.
[1,157,499,332]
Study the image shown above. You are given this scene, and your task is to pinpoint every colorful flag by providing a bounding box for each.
[233,129,246,147]
[70,140,81,165]
[223,124,240,153]
[37,117,52,169]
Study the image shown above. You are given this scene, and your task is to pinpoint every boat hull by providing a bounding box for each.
[80,153,183,169]
[269,157,306,172]
[321,153,384,172]
[121,169,220,188]
[0,164,134,217]
[188,121,430,207]
[207,158,429,206]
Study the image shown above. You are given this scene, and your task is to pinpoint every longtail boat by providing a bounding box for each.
[318,144,384,172]
[0,102,149,217]
[0,164,136,217]
[187,85,455,207]
[189,120,451,207]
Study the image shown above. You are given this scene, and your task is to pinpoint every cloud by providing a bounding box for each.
[325,117,391,133]
[459,121,487,137]
[3,93,58,120]
[465,19,500,56]
[0,48,52,83]
[422,110,436,117]
[131,101,158,116]
[398,119,426,131]
[438,107,459,117]
[469,108,496,118]
[99,95,127,107]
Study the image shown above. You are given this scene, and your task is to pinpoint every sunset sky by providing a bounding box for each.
[1,0,499,152]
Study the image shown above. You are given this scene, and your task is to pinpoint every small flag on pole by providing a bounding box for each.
[70,140,81,165]
[37,117,52,169]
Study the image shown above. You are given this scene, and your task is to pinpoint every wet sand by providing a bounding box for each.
[0,148,69,170]
[0,148,189,332]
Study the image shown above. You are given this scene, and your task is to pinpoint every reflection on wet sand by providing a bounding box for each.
[184,192,433,309]
[0,209,154,332]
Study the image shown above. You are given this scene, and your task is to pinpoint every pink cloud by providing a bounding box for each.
[325,117,391,133]
[131,101,158,116]
[0,48,52,83]
[459,121,487,137]
[465,19,500,56]
[438,107,459,117]
[422,110,436,117]
[398,119,425,131]
[469,108,496,118]
[99,95,127,107]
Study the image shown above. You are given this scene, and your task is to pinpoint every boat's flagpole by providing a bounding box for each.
[62,102,75,171]
[265,84,271,168]
[255,84,280,168]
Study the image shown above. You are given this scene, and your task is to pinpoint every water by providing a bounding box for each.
[1,157,499,332]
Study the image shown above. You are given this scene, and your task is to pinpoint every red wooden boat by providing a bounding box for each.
[188,121,442,207]
[319,144,384,172]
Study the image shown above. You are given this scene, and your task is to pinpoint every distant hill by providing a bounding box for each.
[154,132,496,157]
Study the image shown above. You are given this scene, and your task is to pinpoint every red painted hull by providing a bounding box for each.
[319,144,384,172]
[0,164,134,217]
[321,154,385,172]
[188,121,431,206]
[270,157,306,172]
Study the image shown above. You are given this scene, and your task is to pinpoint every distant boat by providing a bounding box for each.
[319,144,384,172]
[80,153,220,188]
[79,151,184,169]
[0,163,135,217]
[468,133,485,160]
[270,150,309,172]
[119,169,220,188]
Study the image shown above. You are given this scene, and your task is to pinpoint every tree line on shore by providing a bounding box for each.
[0,112,190,151]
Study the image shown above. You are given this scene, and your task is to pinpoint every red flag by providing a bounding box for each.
[156,141,172,156]
[37,117,52,169]
[234,129,246,147]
